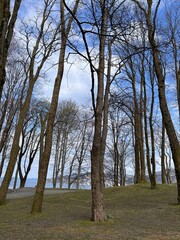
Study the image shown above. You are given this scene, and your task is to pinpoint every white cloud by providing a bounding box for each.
[39,57,92,105]
[60,61,92,104]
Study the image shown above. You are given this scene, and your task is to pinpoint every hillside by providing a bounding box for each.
[0,184,179,240]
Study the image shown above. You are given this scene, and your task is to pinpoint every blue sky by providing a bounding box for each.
[16,0,93,106]
[7,0,179,181]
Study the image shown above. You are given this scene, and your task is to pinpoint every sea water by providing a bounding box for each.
[0,178,91,190]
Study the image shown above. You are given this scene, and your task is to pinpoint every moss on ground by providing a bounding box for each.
[0,184,179,240]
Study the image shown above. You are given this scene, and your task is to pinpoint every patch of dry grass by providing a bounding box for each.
[0,184,179,240]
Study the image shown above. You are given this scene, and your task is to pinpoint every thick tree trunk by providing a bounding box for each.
[31,58,65,213]
[91,138,106,221]
[145,1,180,203]
[38,113,47,176]
[91,2,108,222]
[31,0,80,213]
[100,40,112,188]
[154,57,180,202]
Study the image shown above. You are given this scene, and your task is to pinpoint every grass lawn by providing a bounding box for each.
[0,184,179,240]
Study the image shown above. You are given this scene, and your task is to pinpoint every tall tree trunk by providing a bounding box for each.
[144,0,180,203]
[149,70,156,189]
[127,59,141,183]
[139,73,146,182]
[31,46,66,212]
[161,121,166,184]
[120,155,126,186]
[114,141,119,186]
[31,0,80,213]
[0,0,57,205]
[133,94,141,183]
[91,2,107,222]
[38,113,47,176]
[100,40,112,188]
[142,59,153,186]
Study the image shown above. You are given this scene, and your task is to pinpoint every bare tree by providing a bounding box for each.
[132,0,180,204]
[68,110,93,189]
[14,103,40,188]
[0,40,26,178]
[63,0,128,222]
[108,104,131,186]
[52,100,79,188]
[31,0,80,214]
[0,0,59,205]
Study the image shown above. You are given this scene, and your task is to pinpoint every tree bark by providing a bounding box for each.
[31,0,80,213]
[161,121,166,184]
[91,2,108,222]
[149,69,156,189]
[144,0,180,203]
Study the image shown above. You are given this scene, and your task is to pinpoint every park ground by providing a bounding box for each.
[0,184,180,240]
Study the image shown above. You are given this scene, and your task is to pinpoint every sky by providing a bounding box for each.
[38,56,92,106]
[6,0,179,181]
[17,0,93,106]
[14,1,94,179]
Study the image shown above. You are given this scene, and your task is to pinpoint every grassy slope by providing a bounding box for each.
[0,184,179,240]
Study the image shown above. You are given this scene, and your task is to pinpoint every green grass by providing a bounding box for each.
[0,184,180,240]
